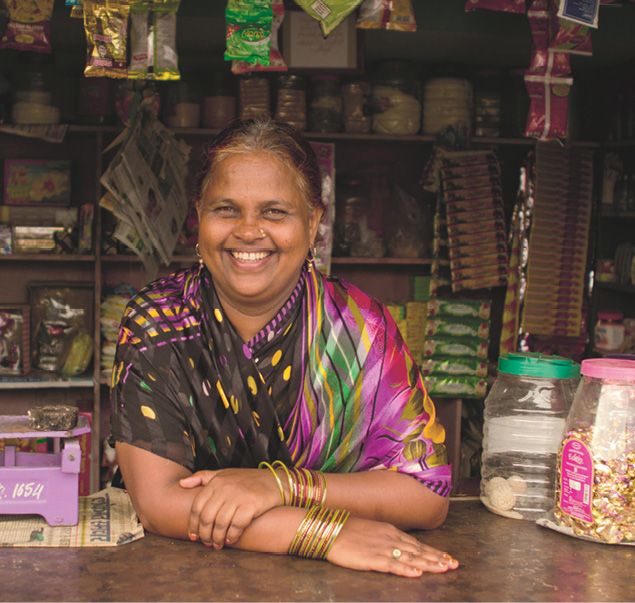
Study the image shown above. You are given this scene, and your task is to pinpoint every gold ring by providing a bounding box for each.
[392,548,402,560]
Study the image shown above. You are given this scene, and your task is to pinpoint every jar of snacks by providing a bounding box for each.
[308,75,341,133]
[422,76,473,138]
[275,74,307,131]
[342,81,371,133]
[480,352,580,520]
[595,309,626,353]
[370,60,421,135]
[202,72,236,130]
[554,358,635,544]
[164,75,201,128]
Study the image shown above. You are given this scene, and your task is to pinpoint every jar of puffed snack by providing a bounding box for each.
[554,358,635,544]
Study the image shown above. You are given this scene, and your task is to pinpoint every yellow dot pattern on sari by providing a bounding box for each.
[216,380,230,409]
[230,395,239,414]
[140,405,156,420]
[214,308,223,322]
[283,365,291,381]
[247,376,257,395]
[272,350,282,366]
[252,411,260,427]
[278,426,285,441]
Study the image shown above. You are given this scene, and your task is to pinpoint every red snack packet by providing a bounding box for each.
[549,18,593,55]
[0,0,54,53]
[524,74,572,140]
[465,0,526,12]
[527,8,571,76]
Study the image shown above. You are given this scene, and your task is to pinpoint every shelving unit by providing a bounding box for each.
[0,122,541,494]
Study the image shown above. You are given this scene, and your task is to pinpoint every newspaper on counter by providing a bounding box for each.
[100,109,191,279]
[0,487,144,547]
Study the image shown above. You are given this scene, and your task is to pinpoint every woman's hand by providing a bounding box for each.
[179,468,284,549]
[326,516,459,578]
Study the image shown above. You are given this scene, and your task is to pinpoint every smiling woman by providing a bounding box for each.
[109,117,458,578]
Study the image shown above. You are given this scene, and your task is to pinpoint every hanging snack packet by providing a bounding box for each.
[524,74,572,140]
[0,0,55,53]
[232,0,286,74]
[526,6,570,76]
[128,0,180,80]
[356,0,417,32]
[83,0,130,78]
[464,0,526,13]
[294,0,364,37]
[225,0,273,66]
[549,17,592,55]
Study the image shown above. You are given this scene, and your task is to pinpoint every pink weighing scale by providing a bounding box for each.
[0,414,91,526]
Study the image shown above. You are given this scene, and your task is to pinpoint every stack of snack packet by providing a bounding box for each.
[420,297,491,398]
[520,143,593,338]
[432,149,509,293]
[386,300,426,366]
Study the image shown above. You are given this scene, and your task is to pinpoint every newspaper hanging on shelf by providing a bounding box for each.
[100,109,191,280]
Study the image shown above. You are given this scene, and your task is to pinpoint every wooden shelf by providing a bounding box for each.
[599,207,635,218]
[0,254,96,262]
[331,256,433,265]
[101,254,196,264]
[0,371,94,390]
[594,281,635,294]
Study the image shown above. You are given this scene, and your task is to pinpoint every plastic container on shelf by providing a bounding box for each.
[342,81,371,133]
[553,358,635,544]
[370,60,421,135]
[308,74,342,133]
[422,76,472,138]
[164,75,201,128]
[11,54,60,125]
[275,74,307,132]
[480,352,581,520]
[595,309,626,353]
[202,72,236,130]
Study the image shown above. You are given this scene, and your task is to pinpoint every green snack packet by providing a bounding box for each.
[225,0,273,65]
[293,0,364,37]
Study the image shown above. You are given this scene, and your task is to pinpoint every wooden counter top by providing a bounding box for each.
[1,498,633,602]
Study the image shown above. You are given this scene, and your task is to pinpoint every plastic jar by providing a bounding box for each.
[202,72,236,130]
[553,358,635,544]
[480,352,580,520]
[422,76,473,138]
[11,55,60,125]
[595,309,626,353]
[164,76,201,128]
[308,74,341,133]
[370,60,421,135]
[342,81,371,133]
[275,74,307,131]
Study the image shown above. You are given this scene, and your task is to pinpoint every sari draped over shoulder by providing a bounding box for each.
[110,263,452,497]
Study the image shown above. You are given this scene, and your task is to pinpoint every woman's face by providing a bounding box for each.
[197,152,321,315]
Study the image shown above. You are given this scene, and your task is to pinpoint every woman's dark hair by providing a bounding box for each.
[195,118,324,217]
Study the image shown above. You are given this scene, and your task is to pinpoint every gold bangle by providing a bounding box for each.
[320,472,328,506]
[272,460,293,506]
[258,461,285,505]
[288,506,320,556]
[321,509,349,559]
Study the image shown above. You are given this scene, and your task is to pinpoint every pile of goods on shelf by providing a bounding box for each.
[387,276,491,399]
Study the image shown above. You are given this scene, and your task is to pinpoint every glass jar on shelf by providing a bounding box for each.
[275,74,307,131]
[308,74,341,133]
[370,60,421,135]
[202,72,236,130]
[164,75,201,128]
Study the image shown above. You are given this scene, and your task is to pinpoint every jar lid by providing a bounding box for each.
[598,309,623,321]
[581,358,635,380]
[497,352,581,379]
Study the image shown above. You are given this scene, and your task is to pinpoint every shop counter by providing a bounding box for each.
[1,498,632,602]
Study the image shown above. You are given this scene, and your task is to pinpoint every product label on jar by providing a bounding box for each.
[559,438,594,523]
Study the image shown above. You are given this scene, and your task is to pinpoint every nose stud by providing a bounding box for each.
[259,228,266,238]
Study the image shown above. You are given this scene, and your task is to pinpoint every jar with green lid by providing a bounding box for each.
[480,352,581,521]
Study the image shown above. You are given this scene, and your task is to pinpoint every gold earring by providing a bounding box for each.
[195,243,203,265]
[306,245,317,267]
